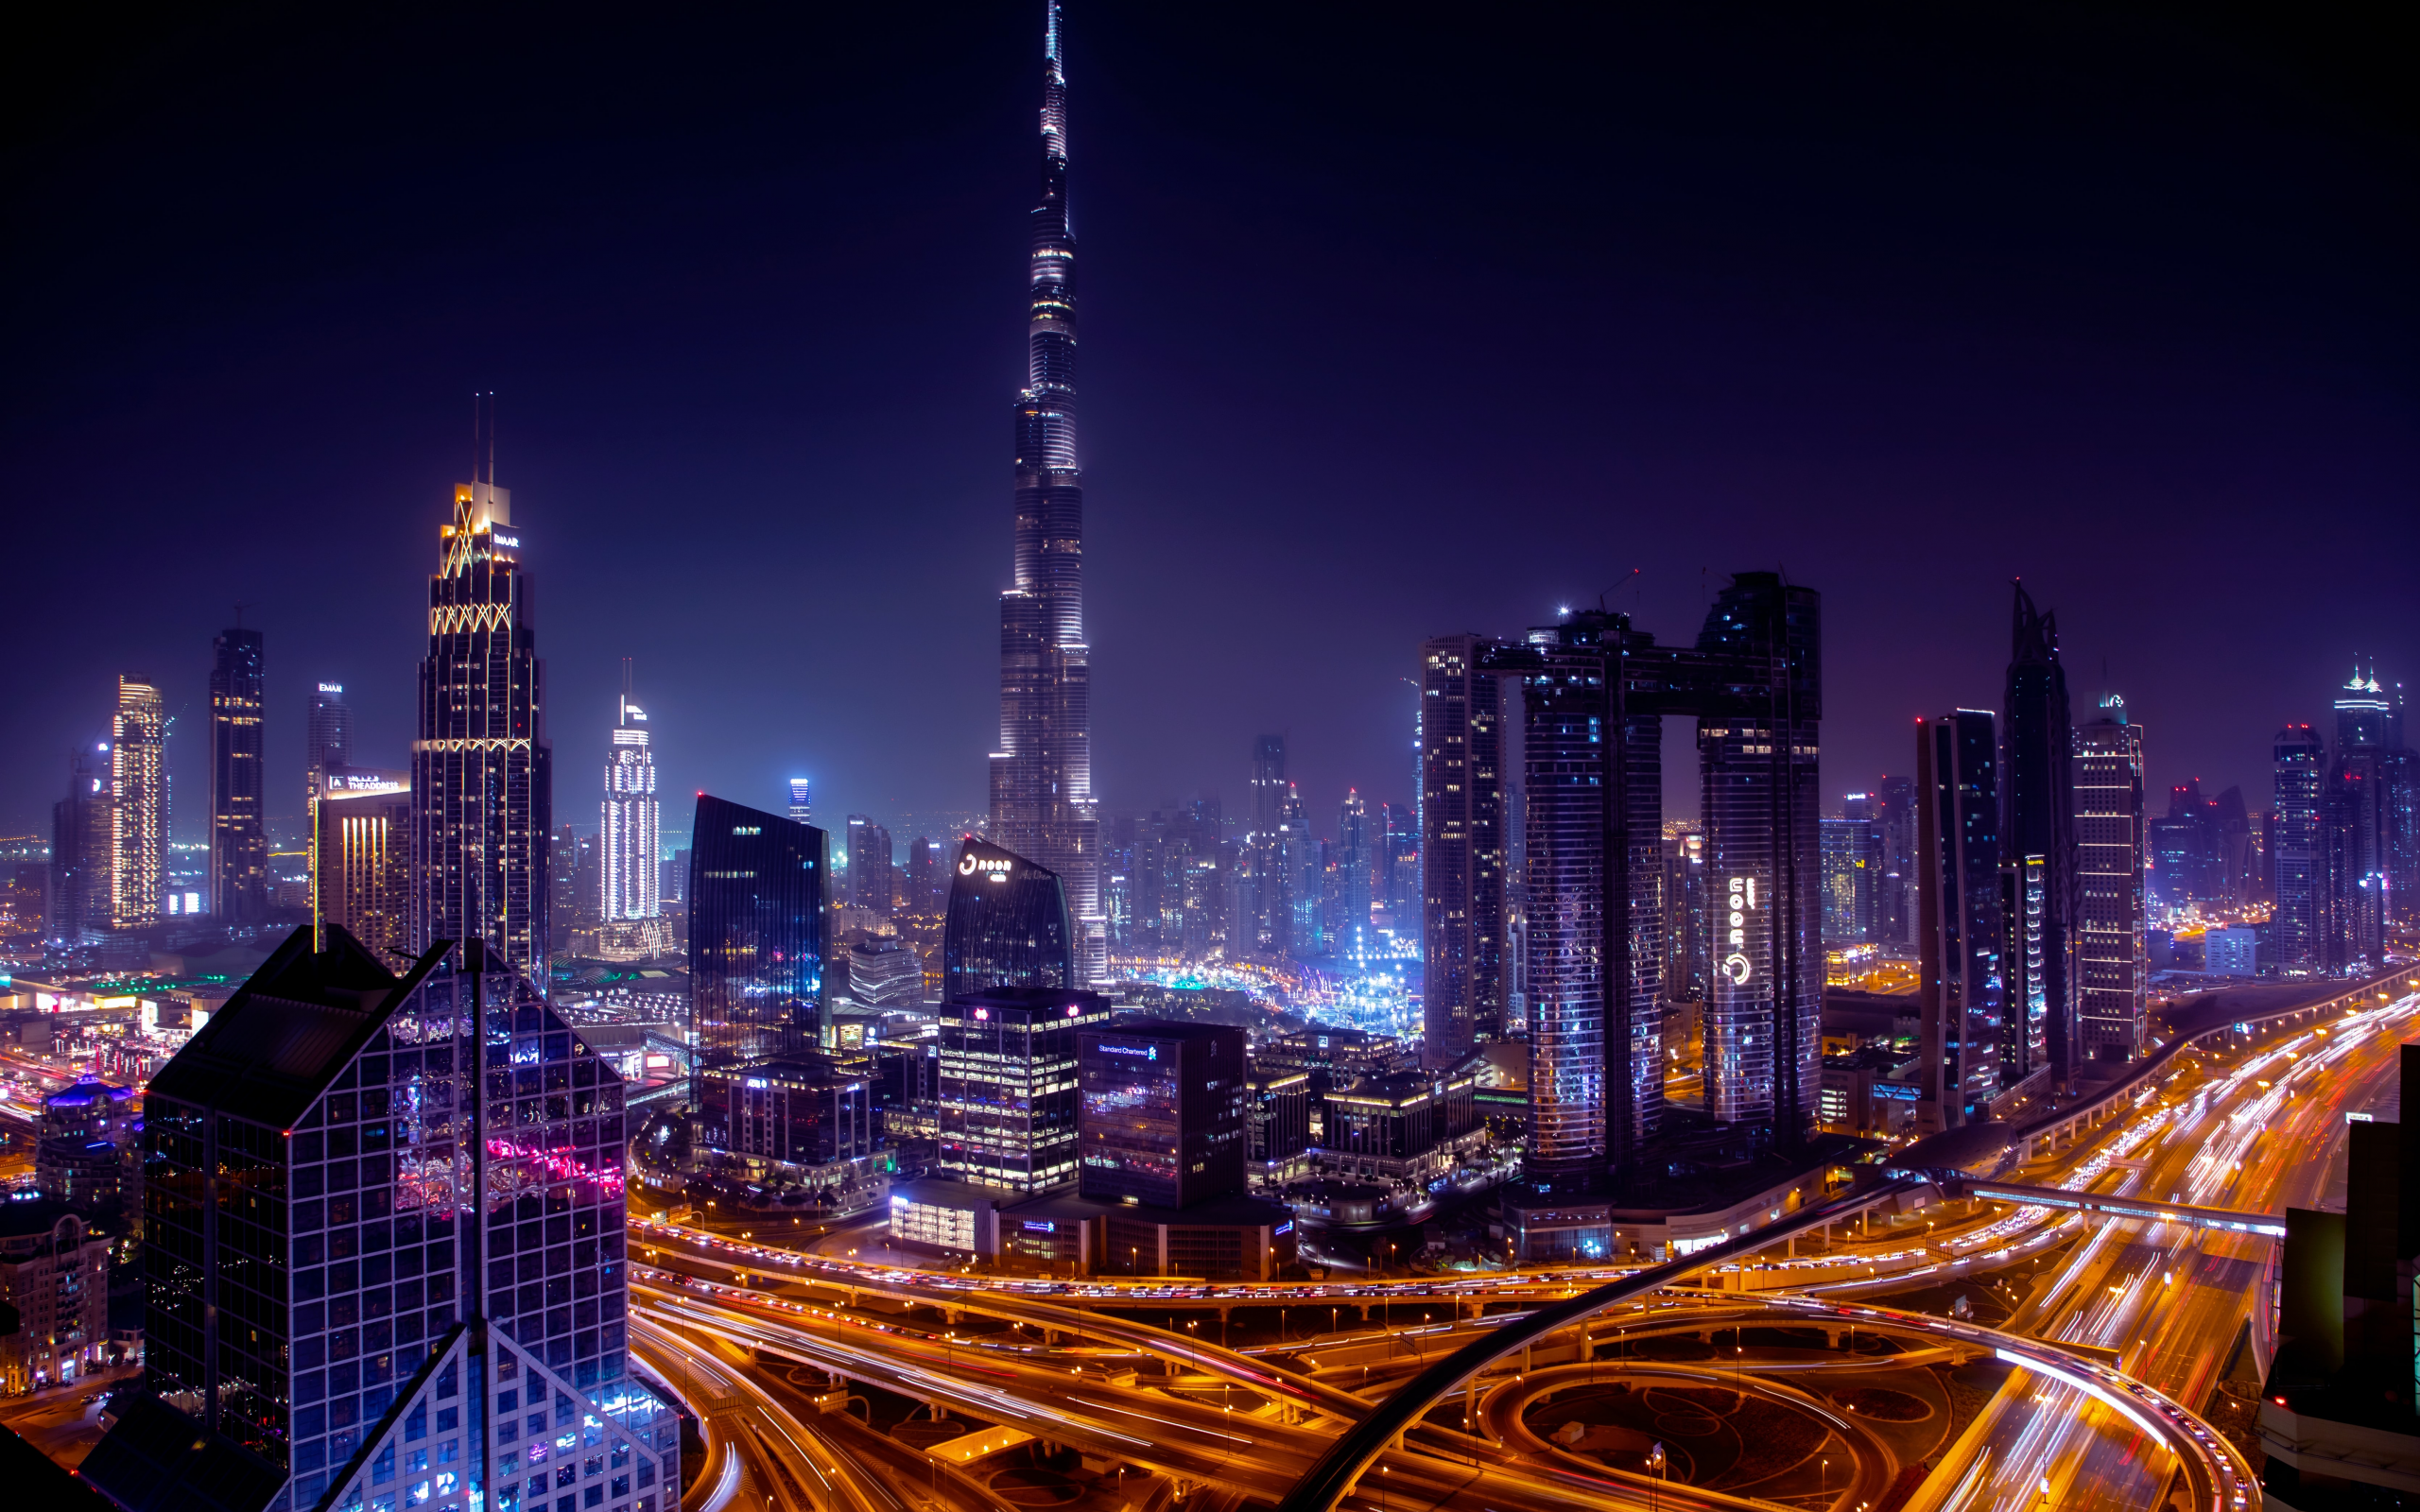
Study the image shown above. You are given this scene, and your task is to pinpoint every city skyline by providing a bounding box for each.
[6,7,2413,846]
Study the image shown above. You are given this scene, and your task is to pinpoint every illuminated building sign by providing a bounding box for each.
[959,852,1015,880]
[1097,1042,1158,1059]
[1724,874,1756,984]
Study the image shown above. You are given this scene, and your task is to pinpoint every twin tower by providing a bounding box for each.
[1421,572,1823,1200]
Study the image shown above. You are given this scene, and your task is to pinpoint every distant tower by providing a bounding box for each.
[988,0,1105,986]
[847,815,894,915]
[600,662,665,959]
[208,623,268,923]
[2073,696,2146,1059]
[1337,789,1373,954]
[2324,662,2395,971]
[411,396,552,973]
[788,777,812,825]
[51,747,111,943]
[1419,633,1506,1070]
[111,674,166,931]
[307,681,352,804]
[2270,724,2325,973]
[1250,735,1289,954]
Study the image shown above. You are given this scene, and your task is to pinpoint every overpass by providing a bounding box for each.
[1953,1177,2287,1238]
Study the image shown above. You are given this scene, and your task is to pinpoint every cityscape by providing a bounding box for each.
[0,6,2413,1512]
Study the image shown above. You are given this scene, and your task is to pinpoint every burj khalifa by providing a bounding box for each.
[989,0,1105,985]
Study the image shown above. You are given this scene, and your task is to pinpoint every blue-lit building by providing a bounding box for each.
[942,837,1074,999]
[2271,725,2325,973]
[687,794,829,1149]
[82,925,676,1512]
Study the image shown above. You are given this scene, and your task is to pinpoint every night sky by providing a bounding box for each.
[6,4,2413,850]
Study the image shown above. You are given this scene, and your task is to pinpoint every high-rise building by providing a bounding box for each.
[935,984,1110,1191]
[906,836,942,917]
[1281,783,1320,954]
[313,769,413,960]
[2271,725,2326,974]
[598,679,664,960]
[210,625,268,924]
[1076,1021,1246,1208]
[111,674,167,931]
[846,815,893,914]
[1915,710,2007,1131]
[51,747,111,944]
[1419,633,1506,1070]
[411,433,551,977]
[2001,583,2077,1087]
[988,0,1104,987]
[942,837,1075,999]
[1873,774,1919,951]
[1380,800,1420,927]
[87,927,679,1512]
[1819,810,1877,943]
[308,683,353,804]
[848,937,925,1008]
[787,778,812,826]
[1662,826,1708,1005]
[2072,696,2147,1061]
[1249,735,1289,955]
[687,795,830,1143]
[1337,789,1374,954]
[2322,663,2399,971]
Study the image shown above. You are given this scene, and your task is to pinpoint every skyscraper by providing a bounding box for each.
[599,676,664,960]
[687,795,829,1140]
[942,837,1075,999]
[411,424,552,977]
[1249,735,1288,954]
[308,682,353,804]
[935,985,1109,1192]
[2001,583,2077,1088]
[2073,696,2146,1061]
[1916,710,2007,1131]
[1337,789,1374,954]
[989,0,1104,987]
[846,815,893,914]
[51,747,111,944]
[89,927,678,1512]
[1873,774,1919,952]
[111,673,166,931]
[210,625,269,924]
[2323,663,2398,971]
[787,778,812,826]
[2271,724,2325,974]
[1419,633,1506,1071]
[1819,810,1877,943]
[314,768,413,959]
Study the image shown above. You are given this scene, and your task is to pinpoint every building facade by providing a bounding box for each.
[315,770,413,961]
[97,925,677,1512]
[2073,697,2147,1060]
[411,463,552,978]
[210,626,269,924]
[2271,724,2326,974]
[112,674,167,931]
[1419,633,1507,1070]
[686,796,829,1146]
[989,0,1105,987]
[1916,709,2007,1131]
[309,683,354,803]
[0,1201,111,1393]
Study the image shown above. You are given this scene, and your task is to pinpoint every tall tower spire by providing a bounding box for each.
[991,0,1103,985]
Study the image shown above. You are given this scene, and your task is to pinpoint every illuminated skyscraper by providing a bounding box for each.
[2270,724,2325,974]
[51,747,111,944]
[1337,789,1374,954]
[411,419,552,977]
[687,795,829,1139]
[2323,663,2397,971]
[847,815,893,915]
[308,681,352,803]
[210,625,268,923]
[1819,810,1877,942]
[599,676,664,959]
[314,768,413,959]
[1419,633,1506,1070]
[111,673,166,931]
[2073,696,2146,1060]
[989,0,1104,986]
[2002,583,2077,1087]
[787,778,812,825]
[942,837,1074,999]
[1249,735,1288,954]
[1915,710,2006,1131]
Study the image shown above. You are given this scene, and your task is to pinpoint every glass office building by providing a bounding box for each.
[687,795,828,1140]
[2074,697,2147,1060]
[96,925,675,1512]
[1916,709,2007,1129]
[937,985,1109,1192]
[942,838,1074,999]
